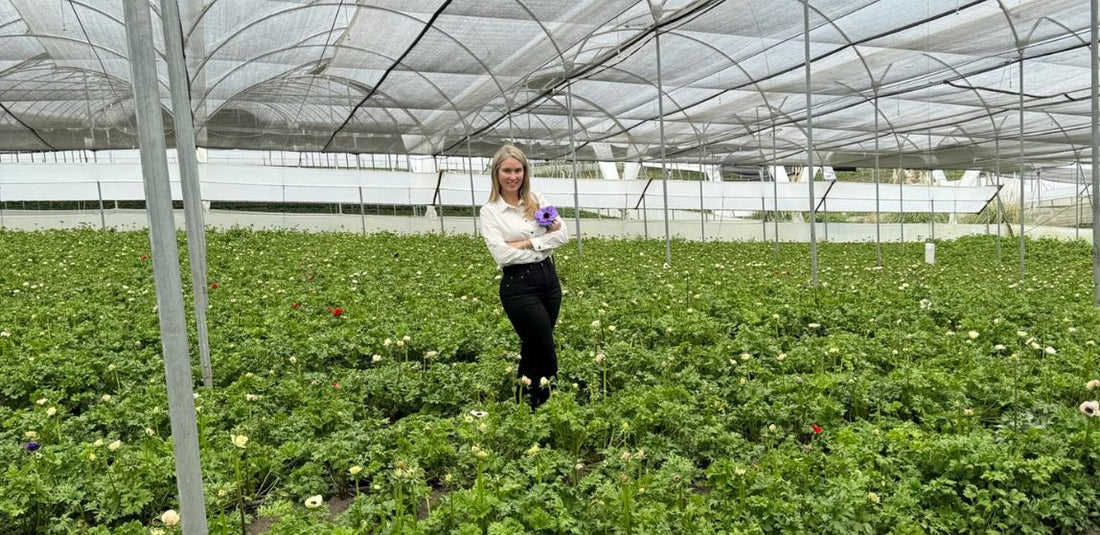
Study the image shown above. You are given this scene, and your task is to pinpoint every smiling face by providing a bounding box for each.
[496,157,525,198]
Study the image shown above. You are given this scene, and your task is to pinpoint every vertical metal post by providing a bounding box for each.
[700,159,707,243]
[899,154,905,243]
[803,0,818,286]
[1018,51,1026,280]
[995,136,1002,261]
[930,199,935,240]
[772,116,780,262]
[359,186,366,235]
[96,180,106,229]
[161,0,212,389]
[760,196,767,241]
[121,1,208,533]
[1092,0,1100,305]
[566,78,583,257]
[466,139,478,237]
[654,26,672,266]
[873,95,882,266]
[1076,156,1082,240]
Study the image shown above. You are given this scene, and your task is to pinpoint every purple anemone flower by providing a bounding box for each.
[535,205,558,227]
[23,441,40,452]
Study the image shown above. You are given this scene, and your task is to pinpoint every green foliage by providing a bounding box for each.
[0,229,1098,533]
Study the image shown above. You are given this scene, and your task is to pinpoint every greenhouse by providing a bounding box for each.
[2,0,1100,533]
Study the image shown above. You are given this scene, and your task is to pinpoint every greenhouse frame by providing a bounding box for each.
[2,1,1100,533]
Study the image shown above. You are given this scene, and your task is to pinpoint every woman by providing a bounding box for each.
[480,144,570,408]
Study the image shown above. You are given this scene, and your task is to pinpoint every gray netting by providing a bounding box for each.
[0,0,1094,170]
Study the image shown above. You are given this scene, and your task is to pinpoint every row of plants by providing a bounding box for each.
[1,229,1098,534]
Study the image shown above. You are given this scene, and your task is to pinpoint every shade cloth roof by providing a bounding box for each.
[0,0,1094,170]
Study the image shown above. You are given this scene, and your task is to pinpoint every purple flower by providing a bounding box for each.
[23,441,40,452]
[535,205,558,227]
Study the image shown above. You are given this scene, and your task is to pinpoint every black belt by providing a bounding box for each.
[502,256,553,276]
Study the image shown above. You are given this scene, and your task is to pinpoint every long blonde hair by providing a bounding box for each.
[488,144,539,220]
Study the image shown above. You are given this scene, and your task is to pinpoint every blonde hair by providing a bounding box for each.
[488,144,539,220]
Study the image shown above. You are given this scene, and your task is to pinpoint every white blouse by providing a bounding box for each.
[479,192,571,268]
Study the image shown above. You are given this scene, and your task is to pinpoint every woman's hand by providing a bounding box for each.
[547,221,562,232]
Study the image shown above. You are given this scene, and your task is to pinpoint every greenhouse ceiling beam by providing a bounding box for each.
[439,0,725,156]
[121,0,208,532]
[321,0,454,152]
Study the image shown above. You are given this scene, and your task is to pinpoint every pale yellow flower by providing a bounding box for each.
[107,440,122,451]
[231,434,248,449]
[304,494,324,509]
[160,509,180,526]
[349,465,363,476]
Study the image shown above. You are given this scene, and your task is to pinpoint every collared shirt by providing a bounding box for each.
[479,192,570,268]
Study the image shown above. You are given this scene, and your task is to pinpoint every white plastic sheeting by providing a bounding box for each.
[0,163,999,213]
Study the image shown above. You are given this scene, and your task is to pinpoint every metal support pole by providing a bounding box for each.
[466,139,478,237]
[995,137,1002,261]
[930,199,935,241]
[899,155,905,243]
[1018,51,1027,280]
[760,196,767,241]
[1076,156,1082,240]
[96,180,106,229]
[803,0,818,285]
[874,95,882,266]
[772,118,780,262]
[654,27,672,266]
[359,186,366,235]
[161,0,212,390]
[1092,0,1100,305]
[566,78,583,257]
[122,1,208,533]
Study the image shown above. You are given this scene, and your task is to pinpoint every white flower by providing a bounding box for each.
[46,407,57,417]
[145,428,155,436]
[590,319,601,329]
[777,353,786,361]
[595,352,606,364]
[0,331,9,337]
[1080,400,1099,417]
[93,439,104,447]
[372,354,382,363]
[396,340,404,348]
[24,430,38,439]
[402,335,411,342]
[304,494,324,509]
[1087,379,1100,390]
[539,377,550,388]
[101,394,112,402]
[919,299,931,309]
[867,492,880,505]
[525,443,540,456]
[160,509,180,526]
[968,331,979,339]
[993,344,1005,351]
[767,424,777,432]
[469,410,488,418]
[35,398,47,406]
[808,323,821,329]
[1044,346,1056,355]
[108,440,122,451]
[608,325,616,332]
[520,376,532,387]
[231,434,248,449]
[1016,330,1027,338]
[383,338,392,347]
[289,356,298,364]
[349,465,363,476]
[425,351,438,359]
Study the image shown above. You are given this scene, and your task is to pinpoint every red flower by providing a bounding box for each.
[140,254,149,260]
[333,307,344,317]
[332,382,341,389]
[209,283,219,290]
[291,302,300,309]
[812,424,823,434]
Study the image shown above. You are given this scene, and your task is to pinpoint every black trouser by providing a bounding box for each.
[499,257,562,408]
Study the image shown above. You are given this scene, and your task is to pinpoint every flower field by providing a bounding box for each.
[1,229,1099,534]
